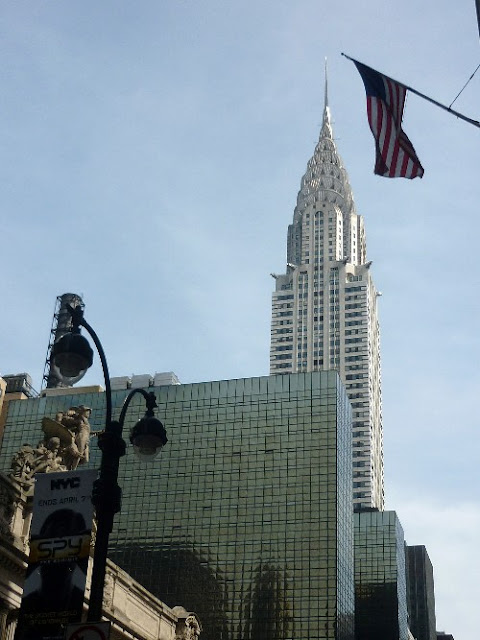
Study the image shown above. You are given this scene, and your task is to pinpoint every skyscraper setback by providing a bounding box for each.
[270,85,384,510]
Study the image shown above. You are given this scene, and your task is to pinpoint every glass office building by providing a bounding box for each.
[354,510,408,640]
[0,371,354,640]
[406,545,436,640]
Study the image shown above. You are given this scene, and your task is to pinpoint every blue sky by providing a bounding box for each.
[1,2,479,637]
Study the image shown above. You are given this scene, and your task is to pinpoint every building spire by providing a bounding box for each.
[293,59,355,219]
[324,57,329,112]
[322,57,331,128]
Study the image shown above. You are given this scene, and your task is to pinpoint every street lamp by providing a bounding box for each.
[51,304,168,622]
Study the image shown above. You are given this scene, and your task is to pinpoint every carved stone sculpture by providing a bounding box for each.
[31,437,66,474]
[9,438,67,491]
[172,607,202,640]
[9,405,94,490]
[53,405,92,467]
[184,615,201,640]
[0,482,15,541]
[102,573,115,611]
[9,444,35,487]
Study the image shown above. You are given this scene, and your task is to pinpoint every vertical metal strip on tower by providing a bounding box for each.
[41,293,84,390]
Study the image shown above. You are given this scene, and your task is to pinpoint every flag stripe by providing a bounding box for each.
[353,61,424,179]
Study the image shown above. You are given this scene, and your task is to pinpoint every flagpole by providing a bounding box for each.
[476,0,480,40]
[342,53,480,129]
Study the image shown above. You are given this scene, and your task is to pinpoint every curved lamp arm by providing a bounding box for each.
[68,304,112,428]
[118,388,157,427]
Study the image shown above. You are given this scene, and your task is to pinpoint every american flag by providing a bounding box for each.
[353,60,424,179]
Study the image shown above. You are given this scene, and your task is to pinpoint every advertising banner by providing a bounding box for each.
[15,469,97,640]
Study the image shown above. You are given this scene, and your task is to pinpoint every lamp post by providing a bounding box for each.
[51,304,168,623]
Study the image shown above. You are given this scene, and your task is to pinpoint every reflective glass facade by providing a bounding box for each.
[406,545,436,640]
[354,510,408,640]
[0,372,354,640]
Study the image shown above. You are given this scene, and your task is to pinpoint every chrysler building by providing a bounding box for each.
[270,84,384,510]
